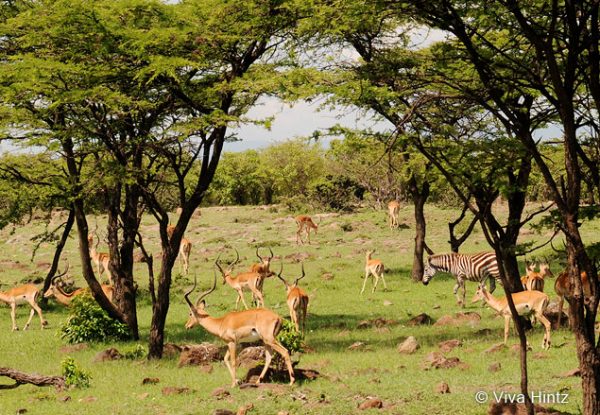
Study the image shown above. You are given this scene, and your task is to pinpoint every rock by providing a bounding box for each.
[162,387,191,396]
[178,343,222,367]
[358,398,383,410]
[93,348,122,362]
[555,368,580,378]
[435,381,450,394]
[433,304,441,309]
[383,300,393,306]
[212,387,231,399]
[438,339,462,353]
[237,403,254,415]
[348,342,368,351]
[488,362,501,373]
[142,377,160,385]
[433,315,455,326]
[407,313,433,326]
[484,343,506,354]
[238,346,266,367]
[162,343,182,358]
[357,318,397,329]
[434,312,480,327]
[422,352,466,370]
[397,336,420,354]
[488,402,567,415]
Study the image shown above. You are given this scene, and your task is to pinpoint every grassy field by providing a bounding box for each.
[0,203,596,414]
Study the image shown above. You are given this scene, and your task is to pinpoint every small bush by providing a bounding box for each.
[62,357,91,388]
[122,344,147,360]
[60,294,129,344]
[277,319,303,354]
[340,222,353,232]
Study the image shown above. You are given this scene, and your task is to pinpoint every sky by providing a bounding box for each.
[225,99,387,152]
[224,27,449,153]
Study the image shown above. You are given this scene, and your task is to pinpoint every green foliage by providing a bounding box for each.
[61,357,91,389]
[122,344,147,360]
[340,222,353,232]
[60,295,129,344]
[310,174,364,211]
[277,319,303,354]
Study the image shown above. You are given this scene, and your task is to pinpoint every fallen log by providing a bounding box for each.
[0,367,65,390]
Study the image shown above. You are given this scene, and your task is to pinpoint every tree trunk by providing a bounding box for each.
[411,178,430,281]
[62,137,125,323]
[40,208,75,307]
[148,249,176,359]
[106,185,139,340]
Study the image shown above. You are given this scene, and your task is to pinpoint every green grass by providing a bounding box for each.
[0,203,593,414]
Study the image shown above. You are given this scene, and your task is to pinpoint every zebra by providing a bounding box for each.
[422,252,501,307]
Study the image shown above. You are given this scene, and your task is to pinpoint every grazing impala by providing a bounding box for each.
[44,268,114,305]
[276,263,309,334]
[554,270,592,328]
[387,201,400,229]
[217,250,265,309]
[184,271,295,387]
[295,215,319,245]
[361,250,387,294]
[0,283,47,331]
[167,224,192,275]
[472,284,551,349]
[250,247,274,277]
[88,233,113,285]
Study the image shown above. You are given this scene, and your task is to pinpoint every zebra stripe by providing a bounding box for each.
[422,252,501,306]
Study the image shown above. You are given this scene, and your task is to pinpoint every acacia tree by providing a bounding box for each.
[1,0,302,355]
[401,1,600,413]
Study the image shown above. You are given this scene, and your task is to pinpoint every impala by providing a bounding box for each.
[44,269,114,305]
[250,247,274,277]
[167,224,192,275]
[276,263,309,334]
[0,283,47,331]
[524,262,553,292]
[361,250,387,294]
[295,215,319,245]
[554,270,592,329]
[216,250,265,309]
[387,200,400,229]
[520,262,536,289]
[472,284,551,349]
[88,233,113,285]
[184,271,295,387]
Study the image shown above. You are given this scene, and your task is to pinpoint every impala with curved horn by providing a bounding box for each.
[184,269,295,387]
[217,249,265,309]
[276,263,309,334]
[44,264,114,305]
[250,247,275,277]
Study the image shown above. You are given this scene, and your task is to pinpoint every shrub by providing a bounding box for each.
[61,357,91,388]
[274,319,303,373]
[60,294,129,344]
